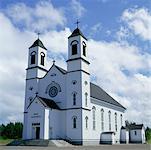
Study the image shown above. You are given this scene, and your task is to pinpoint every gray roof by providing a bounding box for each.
[122,124,144,130]
[47,65,125,109]
[128,124,144,130]
[90,83,126,109]
[29,38,47,50]
[55,65,67,74]
[68,28,87,40]
[38,97,60,110]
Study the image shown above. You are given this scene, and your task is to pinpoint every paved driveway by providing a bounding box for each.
[0,144,150,150]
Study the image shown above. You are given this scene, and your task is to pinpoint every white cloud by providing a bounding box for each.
[116,26,132,41]
[0,12,70,124]
[88,39,151,126]
[5,1,66,32]
[122,7,151,41]
[89,23,102,37]
[0,3,151,128]
[70,0,86,18]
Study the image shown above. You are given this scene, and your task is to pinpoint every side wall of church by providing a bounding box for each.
[82,98,125,144]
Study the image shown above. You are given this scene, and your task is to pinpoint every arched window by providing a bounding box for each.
[108,111,111,131]
[72,116,77,128]
[73,92,77,105]
[31,51,36,64]
[101,109,104,131]
[40,52,45,66]
[115,113,117,132]
[71,40,78,55]
[85,92,88,107]
[120,114,123,126]
[83,41,86,56]
[92,106,96,130]
[85,116,88,129]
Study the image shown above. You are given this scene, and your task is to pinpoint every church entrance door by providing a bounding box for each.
[36,127,40,139]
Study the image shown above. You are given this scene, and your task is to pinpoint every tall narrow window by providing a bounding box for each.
[73,92,77,105]
[101,109,104,131]
[85,92,88,107]
[115,113,117,132]
[120,114,123,126]
[40,52,45,66]
[83,42,86,56]
[92,106,96,130]
[31,51,36,64]
[72,44,77,55]
[73,117,77,128]
[108,111,111,131]
[134,131,137,135]
[85,116,88,129]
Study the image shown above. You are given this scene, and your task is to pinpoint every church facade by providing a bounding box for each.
[23,27,127,145]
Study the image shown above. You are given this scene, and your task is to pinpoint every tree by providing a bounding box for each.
[145,127,151,141]
[0,122,23,139]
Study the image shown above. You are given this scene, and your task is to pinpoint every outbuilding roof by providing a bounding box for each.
[127,124,144,130]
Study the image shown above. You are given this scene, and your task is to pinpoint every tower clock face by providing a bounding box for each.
[49,86,58,97]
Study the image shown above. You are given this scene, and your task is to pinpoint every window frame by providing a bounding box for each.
[40,52,45,66]
[108,111,111,131]
[72,116,77,129]
[101,109,104,131]
[85,116,88,129]
[83,41,86,56]
[85,92,88,107]
[115,113,117,132]
[30,51,36,64]
[72,92,77,106]
[92,106,96,130]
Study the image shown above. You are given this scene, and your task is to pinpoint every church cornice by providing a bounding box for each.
[26,66,48,72]
[66,57,90,65]
[68,70,90,75]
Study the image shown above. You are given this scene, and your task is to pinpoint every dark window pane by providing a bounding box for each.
[73,118,76,128]
[72,44,77,55]
[41,55,45,66]
[73,93,76,105]
[83,45,86,56]
[31,55,35,64]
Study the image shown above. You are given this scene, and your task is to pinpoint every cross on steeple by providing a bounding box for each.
[75,20,80,28]
[37,32,40,39]
[53,60,55,65]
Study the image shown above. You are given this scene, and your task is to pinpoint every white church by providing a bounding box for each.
[22,27,145,145]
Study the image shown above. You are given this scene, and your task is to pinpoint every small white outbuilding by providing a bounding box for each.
[120,124,146,144]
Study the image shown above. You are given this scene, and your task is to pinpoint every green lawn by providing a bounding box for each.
[0,137,13,145]
[147,139,151,144]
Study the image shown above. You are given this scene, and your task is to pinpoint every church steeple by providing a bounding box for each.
[26,38,47,79]
[29,38,47,50]
[68,28,87,40]
[67,26,89,73]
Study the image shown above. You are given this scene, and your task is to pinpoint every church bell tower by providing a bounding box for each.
[23,38,47,139]
[66,26,91,144]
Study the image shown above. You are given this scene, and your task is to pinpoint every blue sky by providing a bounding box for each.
[0,0,151,127]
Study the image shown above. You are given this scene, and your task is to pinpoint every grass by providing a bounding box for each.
[147,139,151,144]
[0,136,13,145]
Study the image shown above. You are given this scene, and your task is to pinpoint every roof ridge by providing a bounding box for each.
[55,65,67,74]
[90,82,126,109]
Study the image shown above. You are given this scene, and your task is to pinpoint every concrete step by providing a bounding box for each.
[50,140,73,147]
[8,139,50,146]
